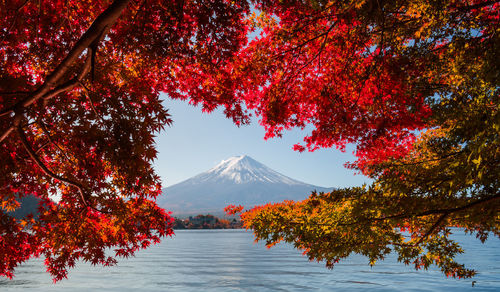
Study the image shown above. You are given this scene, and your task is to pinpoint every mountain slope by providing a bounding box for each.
[157,155,332,214]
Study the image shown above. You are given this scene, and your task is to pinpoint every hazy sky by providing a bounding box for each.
[154,95,371,188]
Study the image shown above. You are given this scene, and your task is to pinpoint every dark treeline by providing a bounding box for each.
[173,214,243,229]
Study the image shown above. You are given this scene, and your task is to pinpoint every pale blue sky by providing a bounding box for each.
[153,95,370,188]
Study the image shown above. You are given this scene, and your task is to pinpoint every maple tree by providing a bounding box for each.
[1,0,498,282]
[224,0,499,279]
[1,0,249,281]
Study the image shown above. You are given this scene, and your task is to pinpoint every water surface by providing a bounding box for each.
[1,229,499,291]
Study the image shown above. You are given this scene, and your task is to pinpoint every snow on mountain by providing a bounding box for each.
[192,155,304,185]
[157,155,333,215]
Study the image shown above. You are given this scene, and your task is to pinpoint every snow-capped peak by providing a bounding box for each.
[158,155,333,213]
[195,155,304,185]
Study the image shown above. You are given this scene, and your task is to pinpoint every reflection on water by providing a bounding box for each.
[1,229,499,291]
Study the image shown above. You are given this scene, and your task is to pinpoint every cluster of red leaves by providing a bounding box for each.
[34,198,174,281]
[222,0,499,280]
[1,0,249,281]
[0,211,38,279]
[2,0,498,282]
[171,0,434,174]
[223,204,244,216]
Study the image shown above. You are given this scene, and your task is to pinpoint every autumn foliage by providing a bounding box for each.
[1,0,499,281]
[231,0,499,279]
[1,0,249,281]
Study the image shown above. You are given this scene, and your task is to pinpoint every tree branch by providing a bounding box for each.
[0,0,130,145]
[373,192,500,221]
[16,123,90,207]
[281,192,500,230]
[273,22,337,59]
[414,213,448,246]
[78,80,104,123]
[35,141,50,154]
[21,0,131,108]
[37,120,74,163]
[40,79,80,102]
[389,150,465,167]
[0,127,14,145]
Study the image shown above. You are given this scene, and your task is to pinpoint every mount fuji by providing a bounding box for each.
[157,155,333,215]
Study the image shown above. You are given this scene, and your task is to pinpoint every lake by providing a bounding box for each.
[1,229,499,291]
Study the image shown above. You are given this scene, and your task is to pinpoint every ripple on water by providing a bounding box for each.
[1,229,498,291]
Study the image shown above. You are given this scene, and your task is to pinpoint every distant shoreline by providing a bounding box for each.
[172,214,243,229]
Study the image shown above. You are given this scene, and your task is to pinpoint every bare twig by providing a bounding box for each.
[37,120,74,163]
[79,81,104,123]
[0,126,15,143]
[272,23,336,59]
[34,141,50,154]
